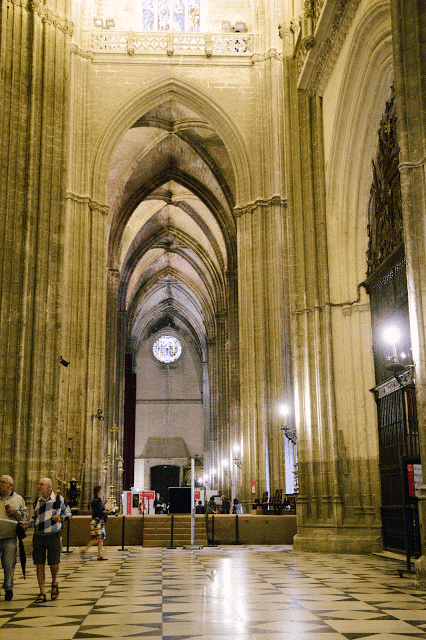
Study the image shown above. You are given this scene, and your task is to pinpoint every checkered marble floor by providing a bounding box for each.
[1,545,426,639]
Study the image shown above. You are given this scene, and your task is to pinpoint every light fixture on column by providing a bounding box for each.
[91,409,105,421]
[383,326,405,374]
[280,404,296,440]
[280,404,298,493]
[233,446,242,469]
[60,356,70,367]
[222,459,230,478]
[281,406,297,443]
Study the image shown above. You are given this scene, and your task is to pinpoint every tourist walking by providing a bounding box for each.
[80,485,110,561]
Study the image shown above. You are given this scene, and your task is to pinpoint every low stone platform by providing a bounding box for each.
[60,514,297,548]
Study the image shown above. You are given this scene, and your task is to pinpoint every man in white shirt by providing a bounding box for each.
[0,475,28,601]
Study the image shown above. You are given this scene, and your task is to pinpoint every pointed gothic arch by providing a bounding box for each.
[91,78,252,209]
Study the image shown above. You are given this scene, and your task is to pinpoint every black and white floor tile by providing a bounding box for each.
[1,545,426,639]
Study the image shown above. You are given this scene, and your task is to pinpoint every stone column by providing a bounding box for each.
[0,1,73,497]
[283,49,381,552]
[236,197,287,508]
[60,25,108,506]
[389,0,426,585]
[226,267,241,501]
[234,0,288,509]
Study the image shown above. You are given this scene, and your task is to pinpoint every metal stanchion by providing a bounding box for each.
[208,514,218,547]
[183,458,203,550]
[168,515,175,549]
[119,515,127,551]
[141,508,144,547]
[62,517,73,553]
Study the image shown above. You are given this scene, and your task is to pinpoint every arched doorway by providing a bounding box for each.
[150,465,180,504]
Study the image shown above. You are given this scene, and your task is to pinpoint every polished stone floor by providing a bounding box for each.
[1,545,426,639]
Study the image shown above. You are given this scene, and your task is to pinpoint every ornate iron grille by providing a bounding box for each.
[366,86,421,558]
[377,386,421,555]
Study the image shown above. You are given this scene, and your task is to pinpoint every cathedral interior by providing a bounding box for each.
[2,0,426,597]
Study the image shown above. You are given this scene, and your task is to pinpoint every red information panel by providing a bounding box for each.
[123,491,155,515]
[407,463,423,498]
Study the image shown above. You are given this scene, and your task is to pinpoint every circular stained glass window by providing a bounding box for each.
[152,335,183,364]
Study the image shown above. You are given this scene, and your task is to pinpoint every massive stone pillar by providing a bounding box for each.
[283,49,382,552]
[0,0,73,498]
[389,0,426,584]
[236,197,287,508]
[60,11,108,506]
[234,0,288,509]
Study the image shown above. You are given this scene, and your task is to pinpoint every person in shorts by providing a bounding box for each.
[80,485,110,561]
[25,478,71,603]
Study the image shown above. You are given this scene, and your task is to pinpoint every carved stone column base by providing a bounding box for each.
[293,526,382,554]
[415,556,426,588]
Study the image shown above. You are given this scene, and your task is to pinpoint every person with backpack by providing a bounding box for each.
[24,478,71,603]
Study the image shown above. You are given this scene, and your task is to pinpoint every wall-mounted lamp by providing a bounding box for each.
[233,446,242,469]
[278,403,289,423]
[60,356,70,367]
[280,406,297,443]
[222,459,230,478]
[383,327,406,375]
[91,409,105,421]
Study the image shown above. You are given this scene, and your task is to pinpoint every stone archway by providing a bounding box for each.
[92,80,250,501]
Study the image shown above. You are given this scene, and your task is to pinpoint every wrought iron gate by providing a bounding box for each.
[376,379,421,556]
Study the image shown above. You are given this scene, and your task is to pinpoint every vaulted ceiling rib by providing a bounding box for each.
[107,99,236,355]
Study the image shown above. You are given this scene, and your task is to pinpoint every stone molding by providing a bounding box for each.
[251,48,283,64]
[27,0,74,37]
[89,200,109,216]
[399,157,426,172]
[234,195,287,218]
[292,300,369,316]
[66,192,91,204]
[296,0,361,96]
[70,43,94,60]
[341,302,370,316]
[89,30,254,57]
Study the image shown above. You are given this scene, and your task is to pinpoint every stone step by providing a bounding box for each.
[142,515,208,547]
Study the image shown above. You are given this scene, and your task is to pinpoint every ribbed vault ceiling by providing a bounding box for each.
[106,99,237,358]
